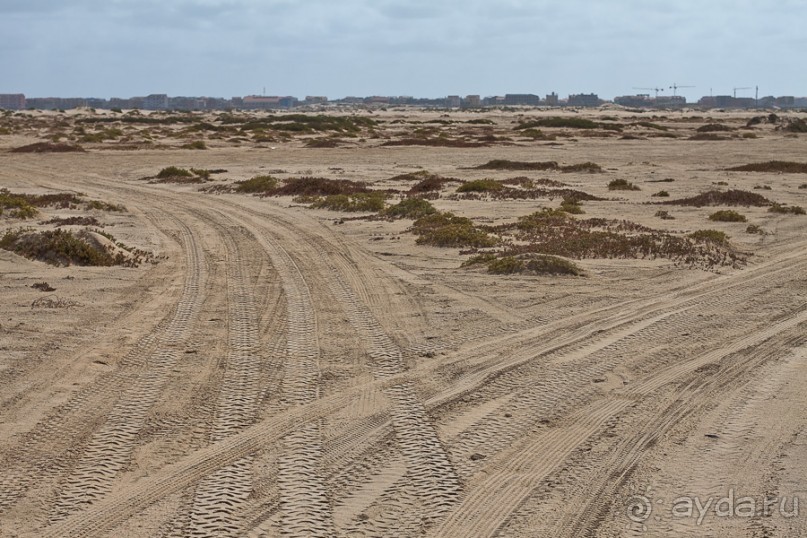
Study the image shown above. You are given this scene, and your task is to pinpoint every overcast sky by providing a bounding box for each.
[2,0,805,101]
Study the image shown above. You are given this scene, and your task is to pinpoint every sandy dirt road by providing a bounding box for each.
[1,109,806,537]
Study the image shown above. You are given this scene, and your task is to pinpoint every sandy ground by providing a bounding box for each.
[0,108,806,537]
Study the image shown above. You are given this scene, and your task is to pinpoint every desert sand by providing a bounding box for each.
[0,107,806,537]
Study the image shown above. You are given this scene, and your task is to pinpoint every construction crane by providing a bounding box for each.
[733,87,751,98]
[669,83,694,96]
[633,87,665,98]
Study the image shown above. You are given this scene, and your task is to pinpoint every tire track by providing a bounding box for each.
[187,216,267,537]
[41,248,806,537]
[247,215,335,537]
[49,214,208,521]
[324,271,462,533]
[553,333,805,538]
[429,308,807,537]
[0,209,194,516]
[222,206,462,534]
[33,183,807,537]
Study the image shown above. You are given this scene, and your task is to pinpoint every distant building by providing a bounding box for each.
[775,96,795,107]
[25,97,87,109]
[85,98,109,109]
[143,94,169,110]
[446,95,461,108]
[169,96,206,110]
[616,94,685,108]
[545,92,559,106]
[463,95,481,108]
[567,93,601,107]
[503,94,541,106]
[304,96,328,105]
[0,94,26,110]
[697,96,718,108]
[707,95,754,109]
[25,97,55,109]
[614,94,652,107]
[241,95,298,109]
[108,97,135,109]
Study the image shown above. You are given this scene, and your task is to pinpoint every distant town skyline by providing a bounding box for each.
[2,1,806,101]
[5,91,805,112]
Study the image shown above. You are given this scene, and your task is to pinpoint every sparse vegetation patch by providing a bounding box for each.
[42,216,102,227]
[410,212,497,248]
[689,229,729,245]
[152,166,210,184]
[768,204,806,215]
[11,142,85,153]
[727,161,807,173]
[662,189,772,207]
[472,160,602,173]
[709,210,747,222]
[309,192,388,212]
[487,210,741,268]
[265,177,369,197]
[457,179,504,193]
[234,175,279,193]
[0,228,143,266]
[515,117,601,130]
[382,198,437,219]
[608,179,640,191]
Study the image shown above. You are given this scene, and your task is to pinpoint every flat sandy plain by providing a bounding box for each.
[0,107,806,537]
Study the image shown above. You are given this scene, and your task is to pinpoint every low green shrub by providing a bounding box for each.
[457,179,504,193]
[383,198,437,219]
[559,198,585,214]
[662,190,771,207]
[709,210,747,222]
[411,212,496,248]
[516,117,600,129]
[0,229,124,266]
[157,166,193,178]
[235,175,278,193]
[267,176,368,196]
[0,189,38,219]
[727,161,807,173]
[311,192,388,212]
[768,204,806,215]
[608,179,640,191]
[487,256,524,274]
[86,200,126,212]
[181,140,207,150]
[520,254,584,275]
[689,229,729,245]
